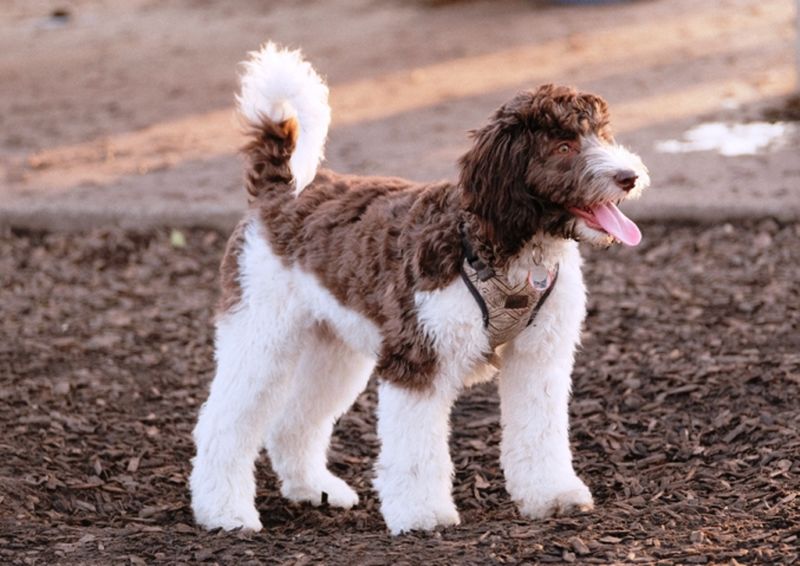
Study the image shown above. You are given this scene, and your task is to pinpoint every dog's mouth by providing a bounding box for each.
[568,202,641,246]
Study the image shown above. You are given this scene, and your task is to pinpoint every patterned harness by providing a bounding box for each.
[459,232,559,355]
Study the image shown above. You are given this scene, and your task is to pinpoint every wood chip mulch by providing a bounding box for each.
[1,220,798,565]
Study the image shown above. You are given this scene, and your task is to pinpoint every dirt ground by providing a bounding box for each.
[2,221,798,565]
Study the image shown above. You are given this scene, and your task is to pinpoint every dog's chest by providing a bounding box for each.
[414,239,565,371]
[460,257,558,350]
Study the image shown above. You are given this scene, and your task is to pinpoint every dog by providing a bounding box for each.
[190,42,649,535]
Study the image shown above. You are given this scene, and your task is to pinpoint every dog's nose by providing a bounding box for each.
[614,170,638,192]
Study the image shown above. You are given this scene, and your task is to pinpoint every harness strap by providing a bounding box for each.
[459,225,559,350]
[460,268,490,327]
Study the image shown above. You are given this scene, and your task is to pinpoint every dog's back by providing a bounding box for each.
[236,44,464,304]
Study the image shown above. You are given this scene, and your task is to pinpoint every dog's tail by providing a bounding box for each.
[237,42,331,197]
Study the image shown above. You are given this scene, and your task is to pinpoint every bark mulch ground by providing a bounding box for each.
[1,220,798,565]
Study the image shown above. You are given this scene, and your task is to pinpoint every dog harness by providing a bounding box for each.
[460,233,559,352]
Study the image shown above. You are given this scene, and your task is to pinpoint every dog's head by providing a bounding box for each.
[459,84,649,251]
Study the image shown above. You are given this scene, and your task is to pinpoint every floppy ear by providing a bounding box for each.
[458,104,544,256]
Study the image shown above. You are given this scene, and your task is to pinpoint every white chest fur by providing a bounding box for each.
[414,237,585,388]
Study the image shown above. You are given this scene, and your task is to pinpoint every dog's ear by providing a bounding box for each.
[458,95,544,256]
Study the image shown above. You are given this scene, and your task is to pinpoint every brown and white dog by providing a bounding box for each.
[190,43,649,535]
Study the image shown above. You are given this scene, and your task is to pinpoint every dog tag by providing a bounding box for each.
[529,265,550,290]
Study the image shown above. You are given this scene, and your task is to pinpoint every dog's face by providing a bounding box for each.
[460,84,650,249]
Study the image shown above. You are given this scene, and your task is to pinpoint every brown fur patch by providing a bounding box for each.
[243,117,298,201]
[312,319,339,344]
[216,218,248,317]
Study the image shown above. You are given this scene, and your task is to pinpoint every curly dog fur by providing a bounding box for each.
[190,42,650,534]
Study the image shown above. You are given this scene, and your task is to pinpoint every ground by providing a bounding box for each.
[2,221,798,565]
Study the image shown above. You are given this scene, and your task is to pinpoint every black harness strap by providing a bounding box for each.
[460,268,490,328]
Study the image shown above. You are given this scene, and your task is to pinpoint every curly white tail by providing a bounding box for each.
[237,42,331,194]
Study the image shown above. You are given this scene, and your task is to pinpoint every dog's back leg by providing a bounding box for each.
[190,224,303,532]
[190,304,301,531]
[265,322,374,509]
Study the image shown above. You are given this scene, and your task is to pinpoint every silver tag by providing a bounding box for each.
[529,265,550,290]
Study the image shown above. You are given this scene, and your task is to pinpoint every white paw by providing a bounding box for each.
[193,503,263,532]
[516,480,594,519]
[382,499,460,535]
[281,472,359,509]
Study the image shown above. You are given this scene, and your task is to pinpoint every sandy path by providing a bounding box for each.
[0,0,797,230]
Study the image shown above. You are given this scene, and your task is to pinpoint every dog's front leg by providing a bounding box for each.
[498,251,593,519]
[499,348,593,518]
[374,379,461,535]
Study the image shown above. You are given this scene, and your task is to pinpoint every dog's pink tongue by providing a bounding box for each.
[593,203,642,246]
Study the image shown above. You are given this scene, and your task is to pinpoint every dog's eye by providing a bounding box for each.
[557,143,572,154]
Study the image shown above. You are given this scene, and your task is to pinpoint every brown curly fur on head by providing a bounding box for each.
[459,84,614,263]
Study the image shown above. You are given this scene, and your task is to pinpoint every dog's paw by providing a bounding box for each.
[382,499,460,535]
[281,472,359,509]
[193,504,263,532]
[517,480,594,519]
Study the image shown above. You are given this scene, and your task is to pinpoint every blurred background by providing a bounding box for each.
[1,0,797,230]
